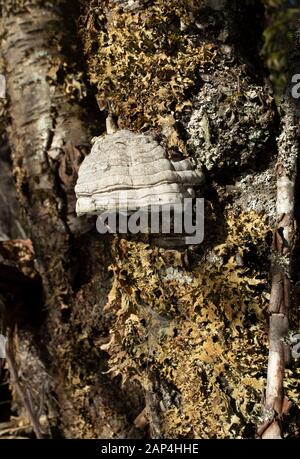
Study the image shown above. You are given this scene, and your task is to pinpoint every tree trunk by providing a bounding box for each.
[0,0,299,439]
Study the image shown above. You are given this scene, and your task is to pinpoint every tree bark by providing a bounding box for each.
[0,0,299,439]
[1,0,141,439]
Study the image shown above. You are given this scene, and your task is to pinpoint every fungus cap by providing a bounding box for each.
[75,129,204,216]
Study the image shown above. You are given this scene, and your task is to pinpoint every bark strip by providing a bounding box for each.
[259,103,298,439]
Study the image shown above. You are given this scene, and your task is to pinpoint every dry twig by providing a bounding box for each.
[259,103,298,439]
[5,334,44,439]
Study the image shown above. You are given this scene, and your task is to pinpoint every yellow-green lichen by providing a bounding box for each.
[81,0,216,139]
[102,211,274,438]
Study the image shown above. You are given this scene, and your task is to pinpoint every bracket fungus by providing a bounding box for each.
[75,125,204,244]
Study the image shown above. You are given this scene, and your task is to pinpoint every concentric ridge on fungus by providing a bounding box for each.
[75,129,204,216]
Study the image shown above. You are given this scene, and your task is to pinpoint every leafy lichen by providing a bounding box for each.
[80,0,217,138]
[102,211,275,438]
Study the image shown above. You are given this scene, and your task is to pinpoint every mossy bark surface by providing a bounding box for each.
[0,0,299,439]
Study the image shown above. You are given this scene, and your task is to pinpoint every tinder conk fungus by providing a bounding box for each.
[75,129,203,213]
[75,125,204,244]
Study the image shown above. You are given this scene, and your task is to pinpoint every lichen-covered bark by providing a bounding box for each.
[0,0,142,438]
[77,0,299,438]
[0,0,299,439]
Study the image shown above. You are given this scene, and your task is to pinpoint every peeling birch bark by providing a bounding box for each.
[0,1,137,438]
[1,6,89,297]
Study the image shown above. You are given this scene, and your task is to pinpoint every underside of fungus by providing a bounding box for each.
[75,129,204,216]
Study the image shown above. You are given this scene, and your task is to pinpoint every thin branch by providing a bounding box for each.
[259,102,298,439]
[0,425,31,437]
[5,335,44,439]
